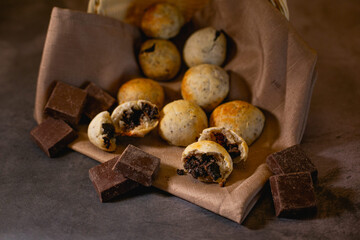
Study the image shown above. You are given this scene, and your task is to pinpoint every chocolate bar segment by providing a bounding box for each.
[112,144,160,187]
[89,157,139,202]
[44,81,87,126]
[269,172,317,218]
[266,145,318,181]
[83,82,116,119]
[30,118,77,157]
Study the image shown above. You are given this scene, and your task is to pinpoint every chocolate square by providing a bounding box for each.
[44,81,87,126]
[30,118,77,157]
[83,82,116,119]
[89,157,139,202]
[266,145,318,181]
[112,145,160,187]
[269,172,317,218]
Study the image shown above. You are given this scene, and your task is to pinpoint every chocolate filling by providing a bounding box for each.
[212,132,240,159]
[213,30,225,41]
[141,43,156,54]
[102,123,115,149]
[121,102,159,131]
[184,153,221,181]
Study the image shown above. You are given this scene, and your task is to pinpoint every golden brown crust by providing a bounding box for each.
[117,78,165,108]
[140,3,184,39]
[181,64,229,112]
[210,100,265,145]
[158,100,208,146]
[183,27,227,67]
[139,39,181,81]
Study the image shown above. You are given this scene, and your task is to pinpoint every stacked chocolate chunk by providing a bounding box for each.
[266,145,317,218]
[89,144,160,202]
[30,81,116,157]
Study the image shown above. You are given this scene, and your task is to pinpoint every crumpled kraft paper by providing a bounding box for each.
[34,0,317,223]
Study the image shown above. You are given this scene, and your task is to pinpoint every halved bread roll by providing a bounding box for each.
[181,140,233,187]
[111,100,159,137]
[88,111,116,152]
[198,127,248,163]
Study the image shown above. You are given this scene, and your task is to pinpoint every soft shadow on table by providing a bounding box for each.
[242,181,275,229]
[314,158,357,219]
[302,133,359,219]
[243,154,357,230]
[109,185,172,203]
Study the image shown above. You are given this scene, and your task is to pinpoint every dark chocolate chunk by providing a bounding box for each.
[83,82,116,119]
[177,169,185,175]
[141,101,159,119]
[212,132,240,159]
[89,157,139,202]
[101,123,115,149]
[112,144,160,187]
[121,103,159,131]
[30,118,77,157]
[266,145,318,181]
[214,30,221,41]
[184,153,221,181]
[269,172,317,218]
[122,108,143,130]
[141,43,155,53]
[102,123,115,138]
[44,81,87,126]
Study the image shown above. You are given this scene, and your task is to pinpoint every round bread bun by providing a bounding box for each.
[198,127,249,163]
[181,64,229,112]
[209,100,265,145]
[183,27,227,67]
[111,100,159,137]
[139,39,181,81]
[117,78,165,109]
[158,100,208,146]
[181,140,233,186]
[87,111,116,152]
[141,3,184,39]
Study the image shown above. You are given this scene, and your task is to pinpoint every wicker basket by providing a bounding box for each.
[88,0,289,25]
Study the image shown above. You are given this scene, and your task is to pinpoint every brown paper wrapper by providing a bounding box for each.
[34,0,317,223]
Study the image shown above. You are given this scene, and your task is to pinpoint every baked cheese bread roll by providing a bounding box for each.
[139,39,181,81]
[182,140,233,186]
[181,64,229,112]
[117,78,165,109]
[209,100,265,145]
[183,27,227,67]
[158,100,207,146]
[141,3,184,39]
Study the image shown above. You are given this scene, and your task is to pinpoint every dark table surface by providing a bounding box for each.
[1,0,359,239]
